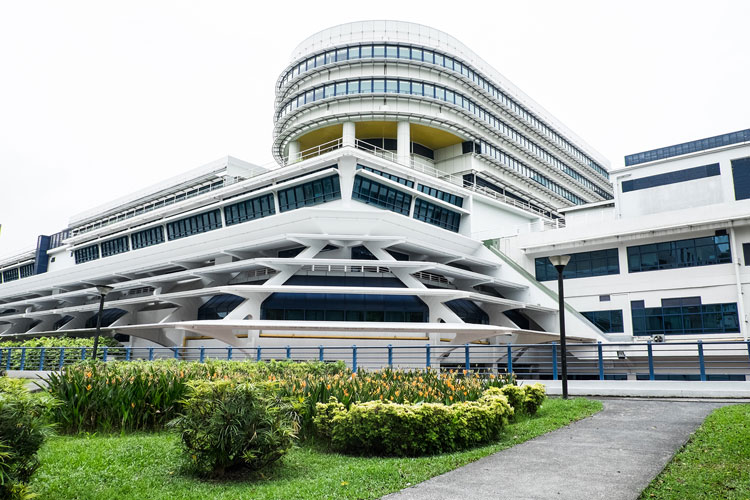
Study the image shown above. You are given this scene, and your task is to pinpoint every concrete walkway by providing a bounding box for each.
[382,399,727,500]
[543,379,750,398]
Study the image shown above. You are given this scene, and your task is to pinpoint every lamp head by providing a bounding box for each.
[548,255,571,269]
[95,285,114,296]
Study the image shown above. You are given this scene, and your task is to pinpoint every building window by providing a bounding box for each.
[535,249,619,281]
[445,299,489,324]
[131,226,165,250]
[197,294,245,320]
[352,176,412,215]
[581,310,624,333]
[261,292,428,322]
[626,234,731,273]
[2,268,19,282]
[74,244,100,264]
[356,164,414,188]
[743,243,750,266]
[417,184,463,207]
[100,236,129,258]
[413,199,461,232]
[166,209,222,241]
[53,315,74,330]
[731,157,750,200]
[621,163,720,193]
[631,300,739,336]
[19,264,34,279]
[277,175,341,212]
[224,193,276,226]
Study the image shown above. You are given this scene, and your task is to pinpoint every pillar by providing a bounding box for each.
[397,121,410,165]
[287,140,300,164]
[342,121,356,147]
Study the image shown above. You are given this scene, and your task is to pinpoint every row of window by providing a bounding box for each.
[278,175,341,212]
[581,310,624,333]
[0,263,35,284]
[535,249,620,281]
[464,173,559,220]
[278,76,610,202]
[632,301,739,336]
[417,184,464,207]
[352,176,412,215]
[357,138,435,160]
[626,235,731,273]
[625,129,750,166]
[71,179,226,237]
[536,234,733,281]
[413,198,461,232]
[356,164,414,188]
[622,163,721,193]
[224,193,276,226]
[279,42,609,180]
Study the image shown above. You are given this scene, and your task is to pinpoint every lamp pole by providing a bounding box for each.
[92,285,114,360]
[549,256,571,399]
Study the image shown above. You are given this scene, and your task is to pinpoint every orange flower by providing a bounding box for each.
[131,402,135,408]
[86,384,92,391]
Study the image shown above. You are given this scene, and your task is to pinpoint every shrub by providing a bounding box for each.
[0,377,56,499]
[0,336,121,369]
[317,388,513,456]
[499,384,524,412]
[170,380,297,477]
[521,383,546,415]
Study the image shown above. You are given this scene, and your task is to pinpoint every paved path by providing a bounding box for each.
[382,399,726,500]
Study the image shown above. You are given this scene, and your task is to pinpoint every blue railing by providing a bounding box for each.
[2,340,750,381]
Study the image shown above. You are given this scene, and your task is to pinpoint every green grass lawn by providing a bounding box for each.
[640,403,750,500]
[31,397,601,500]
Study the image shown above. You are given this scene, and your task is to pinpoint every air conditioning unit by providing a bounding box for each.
[652,334,665,343]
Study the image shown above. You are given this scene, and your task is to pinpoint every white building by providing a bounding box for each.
[500,129,750,344]
[0,21,615,359]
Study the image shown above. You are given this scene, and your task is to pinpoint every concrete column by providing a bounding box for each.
[342,121,356,147]
[287,141,300,164]
[397,121,410,165]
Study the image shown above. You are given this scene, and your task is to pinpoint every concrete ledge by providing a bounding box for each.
[541,379,750,398]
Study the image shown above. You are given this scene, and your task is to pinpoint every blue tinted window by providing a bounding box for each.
[626,129,750,166]
[632,301,739,336]
[277,175,341,212]
[732,157,750,200]
[627,235,731,273]
[352,176,412,215]
[198,294,245,320]
[581,310,624,333]
[131,226,164,250]
[622,163,720,193]
[85,308,127,328]
[224,193,275,226]
[413,199,460,232]
[100,236,129,258]
[535,249,619,281]
[166,209,222,241]
[417,184,463,207]
[74,244,100,264]
[356,164,413,187]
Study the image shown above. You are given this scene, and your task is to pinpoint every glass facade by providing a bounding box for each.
[278,175,341,212]
[625,129,750,166]
[19,264,34,279]
[279,76,609,204]
[131,226,165,250]
[581,310,624,333]
[352,176,412,215]
[731,157,750,201]
[100,236,129,258]
[622,163,720,193]
[166,209,222,241]
[224,193,276,226]
[631,299,739,336]
[445,299,489,324]
[197,294,245,320]
[413,199,461,232]
[280,42,608,180]
[74,244,100,264]
[535,249,619,281]
[262,292,428,322]
[626,235,731,273]
[356,164,414,188]
[417,185,463,207]
[2,268,19,282]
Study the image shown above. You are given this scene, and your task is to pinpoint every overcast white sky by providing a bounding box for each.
[1,0,748,257]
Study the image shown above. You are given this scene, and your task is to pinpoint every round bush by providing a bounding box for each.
[171,380,297,477]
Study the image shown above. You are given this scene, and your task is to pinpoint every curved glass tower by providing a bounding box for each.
[274,21,612,217]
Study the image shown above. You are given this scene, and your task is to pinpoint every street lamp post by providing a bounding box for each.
[92,285,114,360]
[549,255,571,399]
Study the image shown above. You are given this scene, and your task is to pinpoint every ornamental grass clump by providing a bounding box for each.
[170,380,297,477]
[0,377,57,500]
[314,387,514,456]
